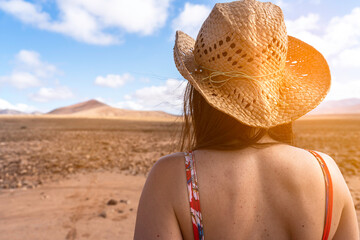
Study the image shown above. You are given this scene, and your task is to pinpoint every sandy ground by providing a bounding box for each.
[0,116,359,239]
[0,171,145,240]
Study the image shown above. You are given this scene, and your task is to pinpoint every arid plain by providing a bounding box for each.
[0,115,359,239]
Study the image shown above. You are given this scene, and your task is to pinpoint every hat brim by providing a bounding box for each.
[174,31,331,128]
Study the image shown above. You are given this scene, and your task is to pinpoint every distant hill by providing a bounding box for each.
[308,98,360,115]
[47,99,177,121]
[72,105,175,120]
[0,109,27,115]
[48,99,107,114]
[31,111,43,115]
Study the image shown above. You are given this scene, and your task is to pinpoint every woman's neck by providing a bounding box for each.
[257,133,279,144]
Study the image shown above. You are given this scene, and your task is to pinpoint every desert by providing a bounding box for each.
[0,114,359,239]
[1,0,359,238]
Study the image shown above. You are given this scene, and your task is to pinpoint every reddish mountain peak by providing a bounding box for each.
[48,99,108,114]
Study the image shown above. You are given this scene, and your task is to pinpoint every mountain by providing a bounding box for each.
[0,109,27,115]
[308,98,360,115]
[72,105,175,119]
[48,99,108,114]
[47,99,176,121]
[31,111,43,115]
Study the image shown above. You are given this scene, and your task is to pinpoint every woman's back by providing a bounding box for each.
[134,143,358,239]
[176,144,339,239]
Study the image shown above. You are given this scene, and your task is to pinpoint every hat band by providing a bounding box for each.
[195,65,285,88]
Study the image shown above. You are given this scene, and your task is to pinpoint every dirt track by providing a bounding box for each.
[0,171,145,240]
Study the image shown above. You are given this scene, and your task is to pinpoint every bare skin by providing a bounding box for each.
[134,135,359,239]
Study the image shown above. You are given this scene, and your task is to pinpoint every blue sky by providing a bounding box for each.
[0,0,359,114]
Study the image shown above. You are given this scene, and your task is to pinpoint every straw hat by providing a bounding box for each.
[174,0,331,128]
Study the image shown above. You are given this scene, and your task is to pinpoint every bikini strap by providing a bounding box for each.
[184,151,204,240]
[307,150,333,240]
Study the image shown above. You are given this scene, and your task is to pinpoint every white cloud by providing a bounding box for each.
[286,13,320,35]
[0,0,50,25]
[332,46,360,68]
[0,0,171,45]
[0,50,57,89]
[172,3,211,39]
[94,73,133,88]
[30,86,74,102]
[0,98,37,112]
[286,7,360,58]
[15,50,57,78]
[117,78,186,114]
[325,8,360,56]
[0,72,40,89]
[326,78,360,101]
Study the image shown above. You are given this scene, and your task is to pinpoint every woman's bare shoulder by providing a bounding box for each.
[284,146,345,181]
[308,150,348,190]
[147,152,186,186]
[158,152,186,162]
[269,144,339,171]
[152,152,185,173]
[264,145,347,192]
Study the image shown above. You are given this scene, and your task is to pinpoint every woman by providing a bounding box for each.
[134,0,359,239]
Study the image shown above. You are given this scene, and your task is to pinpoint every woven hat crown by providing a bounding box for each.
[194,0,287,77]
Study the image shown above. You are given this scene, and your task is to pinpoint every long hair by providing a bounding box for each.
[180,82,293,151]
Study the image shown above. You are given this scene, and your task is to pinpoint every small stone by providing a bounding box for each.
[129,208,134,212]
[99,211,107,218]
[107,199,118,206]
[117,209,124,214]
[119,199,129,204]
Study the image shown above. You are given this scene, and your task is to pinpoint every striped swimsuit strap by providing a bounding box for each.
[184,150,333,240]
